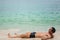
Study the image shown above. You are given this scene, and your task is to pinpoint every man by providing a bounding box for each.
[8,27,56,40]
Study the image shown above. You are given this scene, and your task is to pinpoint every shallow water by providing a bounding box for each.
[0,0,60,30]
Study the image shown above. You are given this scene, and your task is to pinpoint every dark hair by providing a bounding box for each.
[52,27,56,33]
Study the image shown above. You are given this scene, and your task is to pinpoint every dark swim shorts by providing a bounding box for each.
[30,32,36,38]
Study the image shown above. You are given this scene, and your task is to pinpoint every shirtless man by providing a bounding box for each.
[8,27,56,40]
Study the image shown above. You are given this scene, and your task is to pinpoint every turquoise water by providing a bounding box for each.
[0,11,60,31]
[0,0,60,31]
[0,11,60,25]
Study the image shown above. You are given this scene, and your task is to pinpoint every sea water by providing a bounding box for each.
[0,0,60,32]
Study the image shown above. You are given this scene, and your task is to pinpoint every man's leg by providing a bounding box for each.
[8,33,27,38]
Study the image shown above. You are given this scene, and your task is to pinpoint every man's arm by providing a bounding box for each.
[41,35,52,40]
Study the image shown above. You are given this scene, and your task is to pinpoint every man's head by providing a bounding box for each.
[49,27,56,33]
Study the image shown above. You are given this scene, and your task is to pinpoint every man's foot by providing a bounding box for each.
[15,33,17,35]
[8,33,10,38]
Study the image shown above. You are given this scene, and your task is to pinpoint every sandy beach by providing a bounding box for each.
[0,29,60,40]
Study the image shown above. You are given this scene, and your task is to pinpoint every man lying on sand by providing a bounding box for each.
[8,27,56,40]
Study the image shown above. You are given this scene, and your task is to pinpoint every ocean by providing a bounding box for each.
[0,11,60,31]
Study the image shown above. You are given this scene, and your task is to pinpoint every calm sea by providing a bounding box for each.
[0,0,60,32]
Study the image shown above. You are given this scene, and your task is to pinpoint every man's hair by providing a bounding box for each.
[52,27,56,33]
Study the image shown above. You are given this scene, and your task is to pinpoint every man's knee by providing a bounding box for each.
[20,34,27,38]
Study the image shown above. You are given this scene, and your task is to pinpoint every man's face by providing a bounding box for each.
[49,27,53,33]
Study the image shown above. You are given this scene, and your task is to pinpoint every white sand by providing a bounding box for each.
[0,29,60,40]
